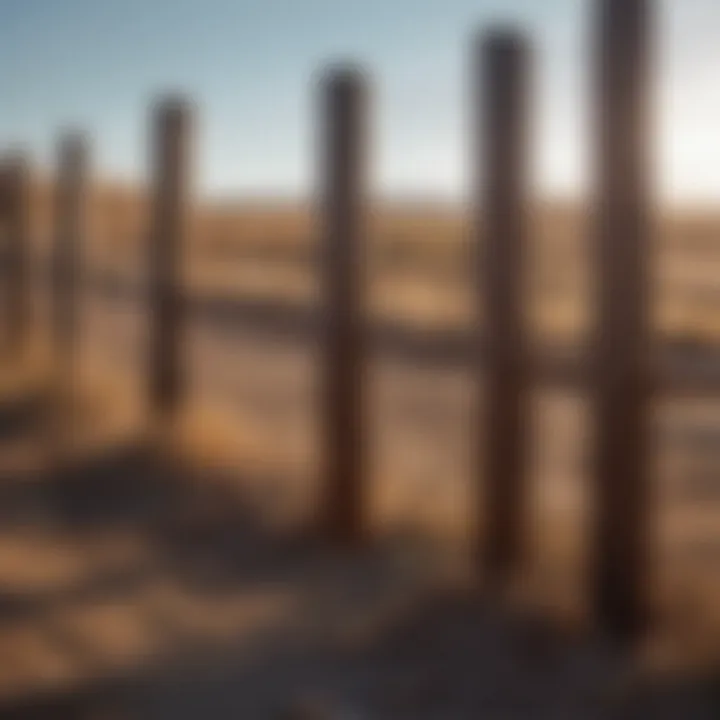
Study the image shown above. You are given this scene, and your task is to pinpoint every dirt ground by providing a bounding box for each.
[0,414,717,719]
[1,200,720,716]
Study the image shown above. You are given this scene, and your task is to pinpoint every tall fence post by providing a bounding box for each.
[476,30,531,585]
[319,67,368,544]
[148,97,192,421]
[2,154,31,356]
[53,133,87,382]
[591,0,653,639]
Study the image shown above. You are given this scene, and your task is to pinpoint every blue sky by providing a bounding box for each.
[0,0,718,203]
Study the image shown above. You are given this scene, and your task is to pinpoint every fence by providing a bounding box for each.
[0,0,661,641]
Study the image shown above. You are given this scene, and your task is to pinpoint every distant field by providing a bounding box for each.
[1,180,719,671]
[24,179,720,344]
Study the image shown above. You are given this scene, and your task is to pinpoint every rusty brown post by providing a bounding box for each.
[2,154,31,356]
[148,97,192,420]
[476,30,531,585]
[53,133,87,377]
[319,67,368,544]
[591,0,653,640]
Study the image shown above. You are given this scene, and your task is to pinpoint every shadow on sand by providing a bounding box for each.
[0,403,715,719]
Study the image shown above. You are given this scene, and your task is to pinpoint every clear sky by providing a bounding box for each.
[0,0,718,203]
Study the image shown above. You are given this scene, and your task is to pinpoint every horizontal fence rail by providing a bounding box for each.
[9,256,720,393]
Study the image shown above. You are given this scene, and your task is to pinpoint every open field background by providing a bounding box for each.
[24,180,720,342]
[22,180,720,566]
[2,184,720,713]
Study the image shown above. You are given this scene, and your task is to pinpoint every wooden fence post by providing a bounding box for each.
[591,0,653,639]
[148,97,192,421]
[2,154,31,356]
[476,30,531,585]
[53,134,87,379]
[319,67,368,544]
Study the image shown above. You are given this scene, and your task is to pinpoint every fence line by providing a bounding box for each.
[0,0,664,641]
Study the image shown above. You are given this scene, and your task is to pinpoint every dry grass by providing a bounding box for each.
[2,185,720,709]
[21,176,720,341]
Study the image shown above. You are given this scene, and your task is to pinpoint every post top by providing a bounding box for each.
[477,25,530,56]
[153,93,194,121]
[0,148,31,173]
[57,130,88,155]
[319,62,369,93]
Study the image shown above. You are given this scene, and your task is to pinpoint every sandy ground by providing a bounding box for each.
[0,427,717,719]
[2,203,720,715]
[0,285,717,716]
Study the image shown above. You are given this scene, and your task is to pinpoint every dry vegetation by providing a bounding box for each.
[2,178,720,711]
[25,177,720,343]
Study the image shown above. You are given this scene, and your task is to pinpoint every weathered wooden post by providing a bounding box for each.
[53,134,87,378]
[319,66,368,544]
[475,30,531,585]
[2,154,31,356]
[591,0,653,639]
[148,97,192,421]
